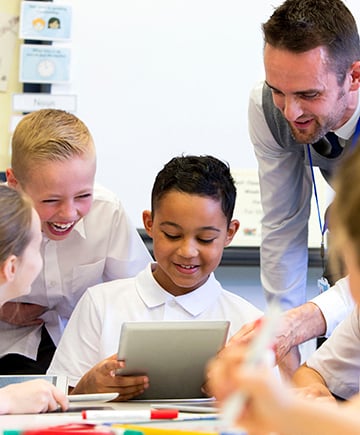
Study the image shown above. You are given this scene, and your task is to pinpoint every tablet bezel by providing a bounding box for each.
[116,320,230,400]
[0,374,68,393]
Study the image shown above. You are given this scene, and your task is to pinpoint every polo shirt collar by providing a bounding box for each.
[137,263,222,317]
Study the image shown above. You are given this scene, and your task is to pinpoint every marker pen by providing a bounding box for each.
[82,409,178,421]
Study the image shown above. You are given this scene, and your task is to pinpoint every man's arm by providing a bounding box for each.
[248,82,312,309]
[310,276,354,337]
[229,301,326,358]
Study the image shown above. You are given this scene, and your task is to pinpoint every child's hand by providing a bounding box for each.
[0,302,46,326]
[206,343,249,401]
[0,379,69,414]
[70,354,149,401]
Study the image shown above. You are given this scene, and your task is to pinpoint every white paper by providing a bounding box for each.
[19,1,72,41]
[230,168,329,248]
[19,44,71,84]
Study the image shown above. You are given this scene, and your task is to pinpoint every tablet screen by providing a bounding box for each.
[116,320,229,400]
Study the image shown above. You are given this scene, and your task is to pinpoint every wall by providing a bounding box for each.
[0,0,21,170]
[52,0,285,228]
[3,0,360,244]
[51,0,360,231]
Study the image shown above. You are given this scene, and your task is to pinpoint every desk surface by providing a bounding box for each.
[0,401,231,434]
[0,401,149,430]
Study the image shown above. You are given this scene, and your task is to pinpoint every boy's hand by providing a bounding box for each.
[0,302,46,326]
[71,354,149,401]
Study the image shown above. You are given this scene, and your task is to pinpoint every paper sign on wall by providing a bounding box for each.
[230,168,329,248]
[19,44,71,83]
[19,1,72,41]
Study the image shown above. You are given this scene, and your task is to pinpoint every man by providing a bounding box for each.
[251,0,360,310]
[238,0,360,373]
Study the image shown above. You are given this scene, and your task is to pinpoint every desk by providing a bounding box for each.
[0,401,233,435]
[0,402,150,431]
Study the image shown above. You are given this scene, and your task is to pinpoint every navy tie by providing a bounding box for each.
[326,132,343,158]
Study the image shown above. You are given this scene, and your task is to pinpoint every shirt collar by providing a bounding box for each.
[136,263,222,317]
[335,90,360,140]
[73,218,86,239]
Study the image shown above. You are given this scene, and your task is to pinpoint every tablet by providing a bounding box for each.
[0,375,68,393]
[116,320,230,400]
[68,393,119,402]
[152,399,220,413]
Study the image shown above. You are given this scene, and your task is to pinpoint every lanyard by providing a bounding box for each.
[307,117,360,270]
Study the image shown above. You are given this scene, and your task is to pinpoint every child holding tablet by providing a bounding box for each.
[48,155,263,399]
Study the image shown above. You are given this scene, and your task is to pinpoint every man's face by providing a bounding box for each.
[264,44,357,144]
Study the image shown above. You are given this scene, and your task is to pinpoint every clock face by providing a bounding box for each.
[37,59,55,78]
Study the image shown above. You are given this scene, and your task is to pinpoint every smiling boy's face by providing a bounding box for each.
[143,190,239,296]
[8,154,96,241]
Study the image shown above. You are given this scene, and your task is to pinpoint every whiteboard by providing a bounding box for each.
[52,0,360,232]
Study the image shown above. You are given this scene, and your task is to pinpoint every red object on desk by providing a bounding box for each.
[23,423,111,435]
[81,409,179,420]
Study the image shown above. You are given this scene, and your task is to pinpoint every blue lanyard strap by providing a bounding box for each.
[307,116,360,262]
[306,145,327,263]
[306,145,327,236]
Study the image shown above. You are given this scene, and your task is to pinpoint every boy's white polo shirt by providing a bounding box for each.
[48,263,263,387]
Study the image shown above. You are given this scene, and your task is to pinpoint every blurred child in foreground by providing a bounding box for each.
[207,141,360,435]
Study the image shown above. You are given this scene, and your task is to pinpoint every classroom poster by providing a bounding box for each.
[19,44,71,84]
[0,12,19,92]
[19,1,72,41]
[230,168,329,248]
[231,169,263,247]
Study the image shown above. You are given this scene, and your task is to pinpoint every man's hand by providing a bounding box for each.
[0,302,47,326]
[228,303,327,378]
[228,316,301,380]
[229,314,297,364]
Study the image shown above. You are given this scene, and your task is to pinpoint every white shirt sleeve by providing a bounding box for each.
[47,288,103,387]
[249,82,313,309]
[311,276,354,337]
[306,306,360,399]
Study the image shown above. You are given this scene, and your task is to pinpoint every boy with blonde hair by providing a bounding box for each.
[0,109,151,374]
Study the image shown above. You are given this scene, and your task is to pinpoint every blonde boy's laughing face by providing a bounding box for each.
[16,155,96,241]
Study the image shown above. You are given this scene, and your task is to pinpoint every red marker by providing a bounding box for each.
[82,408,178,421]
